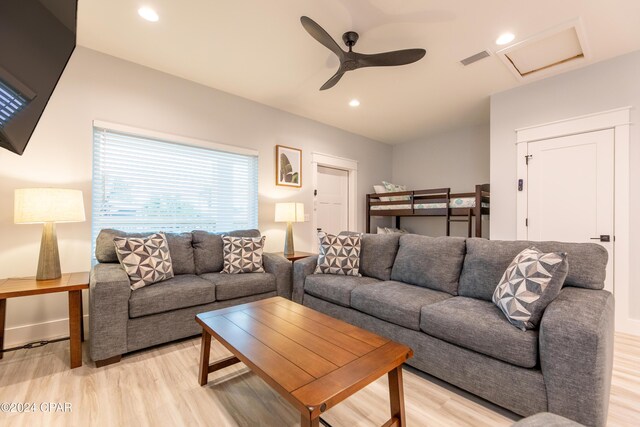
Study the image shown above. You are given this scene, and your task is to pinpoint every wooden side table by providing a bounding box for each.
[272,251,316,262]
[0,272,89,369]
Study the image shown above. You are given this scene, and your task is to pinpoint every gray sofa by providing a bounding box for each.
[89,229,292,366]
[293,234,614,427]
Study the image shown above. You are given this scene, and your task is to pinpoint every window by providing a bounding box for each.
[92,124,259,256]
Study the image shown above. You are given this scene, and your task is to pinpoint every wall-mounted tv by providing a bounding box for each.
[0,1,77,155]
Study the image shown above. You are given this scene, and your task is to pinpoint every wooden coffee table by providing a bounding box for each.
[196,297,413,427]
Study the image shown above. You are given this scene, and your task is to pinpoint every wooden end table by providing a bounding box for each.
[0,272,89,369]
[271,251,316,262]
[196,297,413,427]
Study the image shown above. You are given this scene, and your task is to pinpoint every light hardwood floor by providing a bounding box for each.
[0,332,638,427]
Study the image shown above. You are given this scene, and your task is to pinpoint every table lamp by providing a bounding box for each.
[275,202,304,256]
[14,188,86,280]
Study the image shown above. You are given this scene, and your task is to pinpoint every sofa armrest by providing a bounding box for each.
[539,287,614,427]
[292,255,318,304]
[262,253,293,299]
[89,263,132,362]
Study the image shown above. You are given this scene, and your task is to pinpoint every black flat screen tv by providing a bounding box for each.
[0,0,77,155]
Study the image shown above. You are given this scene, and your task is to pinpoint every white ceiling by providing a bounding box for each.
[77,0,640,144]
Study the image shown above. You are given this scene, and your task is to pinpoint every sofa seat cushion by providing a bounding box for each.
[200,272,276,301]
[129,275,215,318]
[420,297,539,368]
[351,281,451,330]
[304,274,380,307]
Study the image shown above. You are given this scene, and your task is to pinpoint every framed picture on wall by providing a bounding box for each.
[276,145,302,188]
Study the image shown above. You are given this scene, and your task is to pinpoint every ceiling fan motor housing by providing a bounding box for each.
[342,31,359,49]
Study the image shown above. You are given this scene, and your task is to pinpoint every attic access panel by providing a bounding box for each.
[497,19,590,81]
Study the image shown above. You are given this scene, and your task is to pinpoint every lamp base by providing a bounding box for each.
[37,222,61,281]
[284,222,295,257]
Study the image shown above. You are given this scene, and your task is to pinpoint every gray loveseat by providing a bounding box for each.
[89,229,292,366]
[293,234,614,427]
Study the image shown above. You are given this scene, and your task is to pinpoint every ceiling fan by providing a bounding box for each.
[300,16,426,91]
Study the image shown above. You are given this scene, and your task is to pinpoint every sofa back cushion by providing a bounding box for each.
[459,238,608,301]
[359,233,400,281]
[95,229,195,275]
[390,235,466,295]
[192,229,261,275]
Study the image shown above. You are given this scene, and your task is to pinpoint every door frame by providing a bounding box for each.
[515,106,634,334]
[311,152,358,241]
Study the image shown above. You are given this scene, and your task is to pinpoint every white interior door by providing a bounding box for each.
[527,129,614,292]
[316,165,349,235]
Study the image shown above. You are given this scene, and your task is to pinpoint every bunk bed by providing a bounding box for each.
[366,184,490,237]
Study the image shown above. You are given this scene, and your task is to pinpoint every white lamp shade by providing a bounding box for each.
[275,202,304,223]
[14,188,86,224]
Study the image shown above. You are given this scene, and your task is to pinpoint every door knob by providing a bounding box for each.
[590,235,611,242]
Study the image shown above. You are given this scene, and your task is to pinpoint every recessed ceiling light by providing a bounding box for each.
[496,33,515,46]
[138,7,159,22]
[349,99,360,107]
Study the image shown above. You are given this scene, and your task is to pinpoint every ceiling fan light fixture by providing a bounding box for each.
[349,99,360,107]
[496,32,515,46]
[138,6,159,22]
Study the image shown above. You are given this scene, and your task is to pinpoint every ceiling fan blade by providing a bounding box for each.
[300,16,345,60]
[356,49,426,68]
[320,69,346,91]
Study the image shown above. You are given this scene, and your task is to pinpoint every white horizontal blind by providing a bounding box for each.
[92,126,258,255]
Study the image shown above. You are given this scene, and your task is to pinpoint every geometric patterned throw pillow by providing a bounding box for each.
[492,246,569,331]
[314,232,361,276]
[222,236,265,274]
[113,232,174,290]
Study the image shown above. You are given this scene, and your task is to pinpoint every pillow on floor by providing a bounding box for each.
[492,246,568,331]
[222,235,266,274]
[315,232,362,276]
[113,232,174,290]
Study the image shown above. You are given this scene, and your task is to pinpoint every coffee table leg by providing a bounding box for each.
[300,413,319,427]
[199,329,212,386]
[388,365,406,427]
[68,290,83,369]
[0,299,6,360]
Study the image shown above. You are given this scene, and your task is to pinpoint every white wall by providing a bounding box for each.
[490,49,640,321]
[391,124,490,236]
[0,47,392,346]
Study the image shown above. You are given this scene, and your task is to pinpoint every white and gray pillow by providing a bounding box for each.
[377,226,408,235]
[373,184,391,202]
[222,235,265,274]
[492,246,569,331]
[113,232,174,290]
[382,181,411,201]
[315,232,362,276]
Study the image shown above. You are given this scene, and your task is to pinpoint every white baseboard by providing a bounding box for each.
[3,315,89,348]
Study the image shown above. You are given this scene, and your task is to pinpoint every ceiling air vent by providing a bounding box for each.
[497,19,590,81]
[460,50,490,66]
